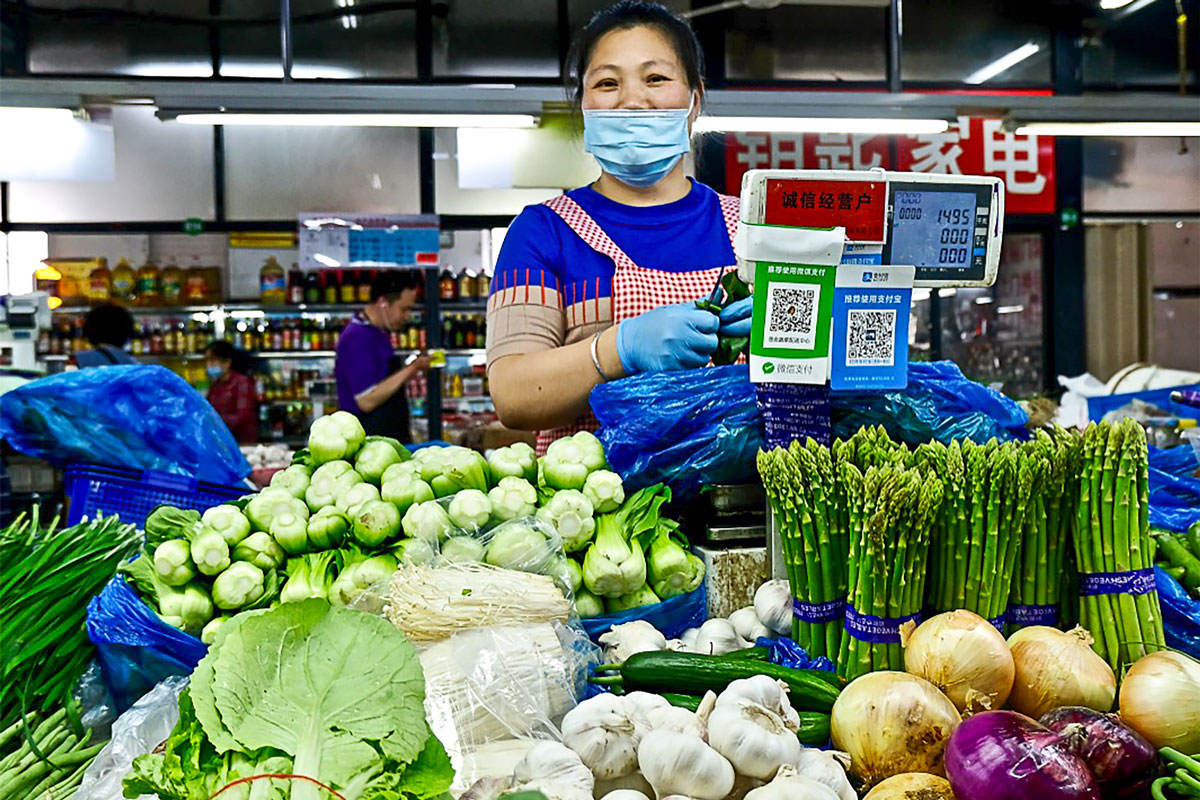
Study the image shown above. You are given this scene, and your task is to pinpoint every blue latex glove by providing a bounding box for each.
[718,296,753,338]
[617,301,720,374]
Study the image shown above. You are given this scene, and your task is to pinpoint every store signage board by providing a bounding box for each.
[830,265,914,391]
[741,169,1004,288]
[298,213,440,269]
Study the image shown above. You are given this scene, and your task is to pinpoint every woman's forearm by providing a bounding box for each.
[489,326,624,431]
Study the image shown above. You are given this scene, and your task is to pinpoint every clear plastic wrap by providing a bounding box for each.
[417,622,600,795]
[75,676,187,800]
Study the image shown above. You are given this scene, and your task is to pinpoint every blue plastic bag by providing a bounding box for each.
[831,361,1030,446]
[1155,566,1200,660]
[591,365,762,498]
[86,575,207,712]
[753,637,836,673]
[0,365,249,485]
[1146,445,1200,532]
[581,583,707,641]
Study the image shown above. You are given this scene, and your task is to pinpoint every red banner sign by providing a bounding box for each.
[725,120,1056,215]
[763,179,887,241]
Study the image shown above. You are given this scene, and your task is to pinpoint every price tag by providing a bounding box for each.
[830,265,913,391]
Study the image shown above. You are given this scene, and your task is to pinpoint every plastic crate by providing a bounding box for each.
[64,464,249,529]
[1086,383,1200,422]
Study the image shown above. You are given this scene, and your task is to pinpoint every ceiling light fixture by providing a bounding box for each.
[169,112,540,128]
[692,117,949,134]
[964,42,1042,85]
[1015,121,1200,137]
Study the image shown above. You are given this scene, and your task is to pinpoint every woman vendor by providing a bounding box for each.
[486,0,752,453]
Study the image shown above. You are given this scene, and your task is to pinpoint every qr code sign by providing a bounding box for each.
[765,284,819,349]
[846,308,896,366]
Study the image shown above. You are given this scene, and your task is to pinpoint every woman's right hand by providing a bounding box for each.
[616,301,719,374]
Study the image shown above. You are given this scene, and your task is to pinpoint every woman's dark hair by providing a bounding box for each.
[566,0,705,107]
[82,304,135,348]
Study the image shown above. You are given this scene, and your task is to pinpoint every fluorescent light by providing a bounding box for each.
[1015,121,1200,137]
[0,107,75,126]
[1100,0,1135,7]
[975,296,994,304]
[693,117,949,135]
[996,304,1025,314]
[938,288,957,298]
[912,288,932,302]
[171,112,539,128]
[964,42,1042,85]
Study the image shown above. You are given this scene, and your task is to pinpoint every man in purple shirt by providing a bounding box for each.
[335,271,430,442]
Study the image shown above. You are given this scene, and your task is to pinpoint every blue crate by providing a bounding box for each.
[64,464,249,529]
[1086,383,1200,422]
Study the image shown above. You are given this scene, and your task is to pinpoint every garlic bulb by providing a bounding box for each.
[716,675,800,732]
[680,627,700,650]
[729,606,771,643]
[754,580,792,637]
[561,693,640,779]
[640,705,705,739]
[743,766,841,800]
[598,792,650,800]
[664,638,688,652]
[638,730,735,800]
[792,750,856,800]
[594,773,654,798]
[623,690,670,720]
[692,618,746,656]
[513,741,595,800]
[706,698,802,781]
[599,620,667,663]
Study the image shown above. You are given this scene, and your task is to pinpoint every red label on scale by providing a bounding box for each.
[763,179,887,242]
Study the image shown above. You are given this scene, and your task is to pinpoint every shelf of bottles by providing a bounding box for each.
[42,257,498,445]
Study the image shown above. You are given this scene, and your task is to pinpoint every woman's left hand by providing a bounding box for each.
[718,297,753,338]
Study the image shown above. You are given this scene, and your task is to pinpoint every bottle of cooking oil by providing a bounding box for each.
[111,258,137,304]
[260,257,286,305]
[87,258,112,304]
[136,260,161,306]
[161,258,184,306]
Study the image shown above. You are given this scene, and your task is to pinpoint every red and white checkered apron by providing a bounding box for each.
[534,191,741,454]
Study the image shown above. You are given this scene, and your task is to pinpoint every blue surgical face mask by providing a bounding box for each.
[206,365,223,381]
[583,96,694,188]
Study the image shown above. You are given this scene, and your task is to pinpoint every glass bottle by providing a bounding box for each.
[288,263,304,305]
[340,270,357,305]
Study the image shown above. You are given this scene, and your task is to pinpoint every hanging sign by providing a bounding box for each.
[830,265,914,391]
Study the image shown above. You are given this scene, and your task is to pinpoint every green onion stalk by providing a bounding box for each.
[756,438,851,661]
[1072,418,1165,672]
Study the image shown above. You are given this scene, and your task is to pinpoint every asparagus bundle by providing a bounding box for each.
[1008,428,1082,631]
[758,439,850,659]
[921,438,1038,627]
[838,462,943,681]
[1073,418,1165,670]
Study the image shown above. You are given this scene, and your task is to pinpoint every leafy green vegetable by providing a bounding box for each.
[447,489,492,531]
[566,559,583,594]
[281,551,338,603]
[307,507,350,550]
[200,504,252,547]
[211,561,265,610]
[189,528,231,576]
[381,460,420,485]
[232,530,286,571]
[153,539,197,587]
[247,487,308,533]
[402,500,456,544]
[421,446,489,497]
[605,583,661,613]
[484,518,552,573]
[354,436,412,485]
[541,432,606,491]
[582,513,646,598]
[337,481,382,518]
[535,489,595,552]
[144,506,201,549]
[186,600,433,800]
[269,465,312,500]
[305,461,365,512]
[352,499,403,547]
[487,444,538,485]
[381,472,435,516]
[439,535,485,564]
[308,410,367,465]
[488,476,538,523]
[646,522,701,599]
[582,469,625,514]
[270,508,310,556]
[574,588,604,618]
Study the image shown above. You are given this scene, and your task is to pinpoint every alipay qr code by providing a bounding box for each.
[845,308,897,366]
[765,284,819,349]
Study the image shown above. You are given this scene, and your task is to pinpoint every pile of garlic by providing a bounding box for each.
[460,674,855,800]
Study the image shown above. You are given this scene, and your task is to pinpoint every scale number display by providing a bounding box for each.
[890,189,977,268]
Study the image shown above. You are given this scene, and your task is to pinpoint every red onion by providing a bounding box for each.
[1040,706,1159,789]
[946,711,1101,800]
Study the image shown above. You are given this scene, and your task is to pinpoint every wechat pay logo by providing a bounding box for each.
[762,362,776,374]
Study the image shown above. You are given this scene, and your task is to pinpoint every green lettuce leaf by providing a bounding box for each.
[357,734,455,800]
[190,599,429,800]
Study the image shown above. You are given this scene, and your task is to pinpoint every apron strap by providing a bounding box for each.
[717,193,740,249]
[542,194,640,271]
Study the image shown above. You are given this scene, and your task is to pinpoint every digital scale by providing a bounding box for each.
[739,168,1005,288]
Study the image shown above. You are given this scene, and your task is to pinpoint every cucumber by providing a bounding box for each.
[718,646,770,662]
[655,693,830,745]
[593,651,841,712]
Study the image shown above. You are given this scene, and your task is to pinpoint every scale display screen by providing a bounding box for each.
[884,182,993,282]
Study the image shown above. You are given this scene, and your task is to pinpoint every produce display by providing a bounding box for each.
[0,512,139,727]
[1153,520,1200,599]
[0,709,105,800]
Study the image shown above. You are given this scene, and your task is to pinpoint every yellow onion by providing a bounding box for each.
[863,773,957,800]
[1006,626,1115,719]
[831,671,962,787]
[1119,650,1200,752]
[902,610,1014,714]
